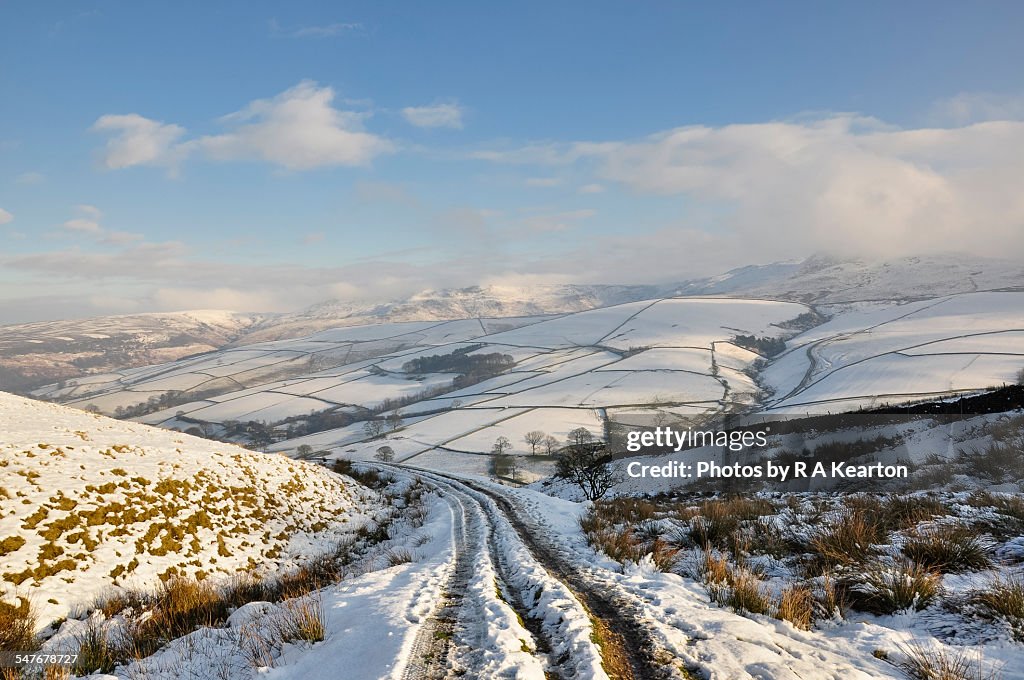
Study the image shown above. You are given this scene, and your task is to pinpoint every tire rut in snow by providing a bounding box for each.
[400,493,469,680]
[419,473,571,678]
[458,479,682,680]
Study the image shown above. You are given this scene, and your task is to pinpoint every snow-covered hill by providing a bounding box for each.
[0,310,264,392]
[0,391,377,626]
[681,253,1024,303]
[236,283,675,343]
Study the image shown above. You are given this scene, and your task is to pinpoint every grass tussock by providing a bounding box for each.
[386,548,414,567]
[809,508,884,568]
[685,497,776,548]
[847,561,941,615]
[973,577,1024,640]
[72,620,118,675]
[901,525,992,573]
[275,596,325,643]
[775,584,815,630]
[897,641,1001,680]
[848,495,948,533]
[580,515,681,572]
[0,597,37,652]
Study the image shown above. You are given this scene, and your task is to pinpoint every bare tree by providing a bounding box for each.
[296,444,314,458]
[386,410,404,432]
[542,435,560,456]
[375,445,395,463]
[492,435,512,455]
[363,419,386,439]
[524,430,546,456]
[566,427,595,448]
[555,440,618,501]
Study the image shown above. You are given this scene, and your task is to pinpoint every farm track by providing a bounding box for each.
[395,465,684,680]
[398,470,573,679]
[400,490,469,679]
[456,477,683,680]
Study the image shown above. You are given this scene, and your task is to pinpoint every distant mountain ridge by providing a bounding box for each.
[678,254,1024,303]
[3,254,1021,390]
[239,283,676,343]
[0,311,263,391]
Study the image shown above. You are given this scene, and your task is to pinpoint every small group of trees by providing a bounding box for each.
[489,450,519,482]
[523,430,561,455]
[403,346,515,390]
[733,334,786,358]
[113,389,213,420]
[403,345,514,375]
[363,410,404,439]
[485,426,617,499]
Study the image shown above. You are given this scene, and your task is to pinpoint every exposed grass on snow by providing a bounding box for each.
[809,508,884,568]
[52,475,430,675]
[973,577,1024,641]
[0,597,37,652]
[846,561,942,615]
[901,525,992,573]
[897,640,1001,680]
[275,596,326,644]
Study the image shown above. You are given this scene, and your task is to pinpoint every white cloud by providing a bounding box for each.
[91,114,188,170]
[269,19,362,38]
[578,183,605,194]
[475,114,1024,261]
[200,81,393,169]
[0,208,12,224]
[933,92,1024,125]
[152,286,279,312]
[402,101,465,129]
[60,205,142,243]
[91,81,392,172]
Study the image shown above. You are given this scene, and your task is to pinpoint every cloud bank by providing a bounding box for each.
[91,81,393,172]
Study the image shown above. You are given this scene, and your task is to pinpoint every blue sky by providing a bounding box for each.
[1,1,1023,322]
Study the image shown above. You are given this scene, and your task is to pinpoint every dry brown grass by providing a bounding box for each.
[775,584,815,630]
[897,641,1001,680]
[902,525,992,573]
[0,597,36,652]
[809,508,884,568]
[973,576,1024,640]
[275,596,325,643]
[847,560,941,615]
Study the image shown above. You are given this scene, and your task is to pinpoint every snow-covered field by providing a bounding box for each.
[763,292,1024,413]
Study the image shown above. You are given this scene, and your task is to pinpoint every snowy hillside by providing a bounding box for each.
[763,292,1024,413]
[0,310,263,392]
[683,253,1024,303]
[235,283,675,343]
[0,391,377,627]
